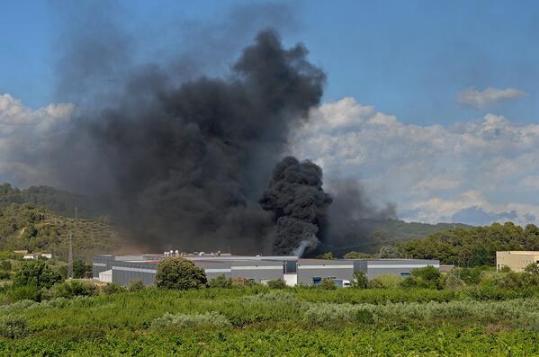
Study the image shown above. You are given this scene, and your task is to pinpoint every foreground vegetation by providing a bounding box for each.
[1,287,539,355]
[1,257,539,355]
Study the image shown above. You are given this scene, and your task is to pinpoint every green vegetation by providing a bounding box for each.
[399,222,539,266]
[1,286,539,355]
[0,258,539,354]
[155,257,207,290]
[0,204,122,261]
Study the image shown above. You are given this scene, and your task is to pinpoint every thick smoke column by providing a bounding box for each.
[53,30,325,253]
[260,157,332,255]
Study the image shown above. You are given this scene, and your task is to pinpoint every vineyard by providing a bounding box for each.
[1,287,538,356]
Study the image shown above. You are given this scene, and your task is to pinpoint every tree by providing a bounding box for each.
[13,260,62,289]
[401,266,441,289]
[155,257,207,290]
[378,245,400,258]
[524,262,539,275]
[73,259,92,279]
[352,271,368,288]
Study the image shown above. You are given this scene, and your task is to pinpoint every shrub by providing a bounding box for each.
[101,283,125,295]
[0,270,10,280]
[52,280,98,298]
[73,259,92,279]
[155,257,207,290]
[369,275,401,289]
[321,278,336,290]
[267,279,287,289]
[401,266,441,289]
[6,285,41,302]
[0,260,12,271]
[0,317,29,338]
[443,271,466,290]
[208,275,232,288]
[150,312,231,330]
[128,280,145,292]
[13,260,62,289]
[352,272,368,289]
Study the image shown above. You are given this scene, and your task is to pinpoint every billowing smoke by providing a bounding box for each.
[50,30,325,254]
[260,157,332,255]
[324,180,397,251]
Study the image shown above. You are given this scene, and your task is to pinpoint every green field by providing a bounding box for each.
[1,287,539,356]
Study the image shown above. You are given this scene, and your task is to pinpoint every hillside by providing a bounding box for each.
[0,203,122,261]
[325,219,471,255]
[0,183,101,219]
[398,222,539,266]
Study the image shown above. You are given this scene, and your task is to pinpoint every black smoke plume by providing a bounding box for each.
[51,30,325,254]
[260,157,332,255]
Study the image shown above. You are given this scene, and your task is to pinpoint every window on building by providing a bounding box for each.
[400,272,411,277]
[312,277,321,285]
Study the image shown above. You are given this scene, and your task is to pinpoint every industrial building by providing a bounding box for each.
[496,251,539,272]
[93,253,439,287]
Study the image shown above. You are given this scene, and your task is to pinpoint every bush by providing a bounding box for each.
[0,260,12,271]
[51,280,98,298]
[101,283,125,295]
[0,270,10,280]
[208,275,232,288]
[352,272,368,289]
[267,279,287,289]
[73,259,92,279]
[128,280,145,292]
[443,270,466,290]
[151,312,231,330]
[0,317,29,338]
[321,278,336,290]
[401,266,441,289]
[6,285,40,302]
[369,275,401,289]
[156,257,207,290]
[14,260,62,289]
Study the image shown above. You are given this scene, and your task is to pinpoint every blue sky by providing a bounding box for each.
[1,1,539,225]
[3,0,539,124]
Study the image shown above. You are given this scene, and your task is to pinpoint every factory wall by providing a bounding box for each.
[357,259,440,279]
[110,261,158,286]
[92,255,115,278]
[297,260,354,286]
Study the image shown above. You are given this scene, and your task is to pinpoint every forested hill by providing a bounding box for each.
[0,203,122,260]
[0,183,101,218]
[398,222,539,266]
[0,183,123,260]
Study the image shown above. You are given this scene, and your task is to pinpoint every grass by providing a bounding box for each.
[1,287,539,355]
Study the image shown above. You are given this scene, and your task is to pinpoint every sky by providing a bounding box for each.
[1,0,539,226]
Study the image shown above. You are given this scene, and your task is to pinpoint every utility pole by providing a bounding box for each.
[67,207,77,279]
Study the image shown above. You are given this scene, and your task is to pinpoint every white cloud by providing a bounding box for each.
[0,94,74,186]
[457,87,526,108]
[291,97,539,225]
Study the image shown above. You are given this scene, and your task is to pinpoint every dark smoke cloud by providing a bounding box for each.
[260,157,332,255]
[50,28,325,254]
[324,180,397,249]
